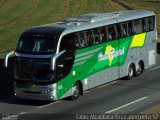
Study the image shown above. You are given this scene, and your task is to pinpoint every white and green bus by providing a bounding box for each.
[4,10,157,101]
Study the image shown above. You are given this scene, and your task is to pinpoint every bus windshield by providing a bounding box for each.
[16,36,58,54]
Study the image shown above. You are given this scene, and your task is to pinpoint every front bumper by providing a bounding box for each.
[14,83,57,101]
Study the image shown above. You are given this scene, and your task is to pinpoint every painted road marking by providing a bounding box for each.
[2,112,26,120]
[18,112,26,115]
[150,66,160,71]
[98,81,117,89]
[38,100,61,109]
[105,97,148,114]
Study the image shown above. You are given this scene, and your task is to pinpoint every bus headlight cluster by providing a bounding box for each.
[42,88,54,94]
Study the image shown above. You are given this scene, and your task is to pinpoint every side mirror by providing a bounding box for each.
[4,51,15,68]
[50,50,66,71]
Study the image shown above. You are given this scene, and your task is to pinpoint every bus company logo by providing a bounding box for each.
[98,45,125,66]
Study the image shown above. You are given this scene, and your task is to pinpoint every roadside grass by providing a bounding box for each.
[120,0,160,33]
[0,0,33,26]
[0,0,125,58]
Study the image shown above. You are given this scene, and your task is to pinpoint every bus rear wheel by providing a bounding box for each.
[126,64,134,80]
[135,62,143,77]
[70,83,80,100]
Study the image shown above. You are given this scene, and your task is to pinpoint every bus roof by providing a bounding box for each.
[22,10,155,37]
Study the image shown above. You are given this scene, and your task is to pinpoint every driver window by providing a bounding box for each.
[60,34,75,51]
[56,33,76,81]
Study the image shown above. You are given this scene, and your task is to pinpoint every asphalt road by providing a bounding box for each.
[1,55,160,120]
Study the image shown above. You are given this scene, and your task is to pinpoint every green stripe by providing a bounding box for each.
[75,54,93,63]
[75,47,102,58]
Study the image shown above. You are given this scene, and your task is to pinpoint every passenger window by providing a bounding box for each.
[79,32,87,47]
[93,28,101,44]
[128,21,132,36]
[75,33,80,49]
[98,27,106,43]
[142,18,147,32]
[93,27,106,44]
[75,32,88,49]
[116,24,122,38]
[121,21,132,37]
[86,29,94,46]
[133,19,143,34]
[107,25,116,41]
[122,23,128,37]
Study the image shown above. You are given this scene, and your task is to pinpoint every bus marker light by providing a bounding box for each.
[50,96,53,99]
[72,71,76,75]
[84,79,88,85]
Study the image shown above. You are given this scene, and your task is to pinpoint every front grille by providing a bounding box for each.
[23,90,42,94]
[17,61,33,79]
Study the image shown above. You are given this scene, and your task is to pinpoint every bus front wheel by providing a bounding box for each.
[71,83,80,100]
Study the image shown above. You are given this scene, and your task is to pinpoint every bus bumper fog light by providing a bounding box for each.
[50,96,53,99]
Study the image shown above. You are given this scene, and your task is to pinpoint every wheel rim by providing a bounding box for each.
[137,63,142,74]
[72,84,79,97]
[129,66,133,77]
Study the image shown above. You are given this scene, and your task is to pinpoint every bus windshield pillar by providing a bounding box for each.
[50,50,66,71]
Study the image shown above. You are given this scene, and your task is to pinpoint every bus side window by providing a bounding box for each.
[128,21,132,36]
[107,25,116,41]
[75,33,80,49]
[148,16,154,31]
[93,27,106,44]
[132,19,143,34]
[99,27,106,43]
[116,24,122,38]
[142,18,147,32]
[79,32,87,48]
[75,32,87,49]
[122,23,128,37]
[83,31,89,46]
[93,28,100,44]
[86,29,95,46]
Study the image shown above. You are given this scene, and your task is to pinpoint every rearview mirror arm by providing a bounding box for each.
[50,50,66,71]
[4,51,15,68]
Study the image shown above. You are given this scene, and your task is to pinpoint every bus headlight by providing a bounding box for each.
[42,88,54,94]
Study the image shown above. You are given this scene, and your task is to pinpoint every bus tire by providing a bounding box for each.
[135,61,143,77]
[126,64,134,80]
[70,83,80,100]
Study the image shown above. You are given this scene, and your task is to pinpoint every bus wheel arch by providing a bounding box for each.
[135,60,144,77]
[126,63,136,80]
